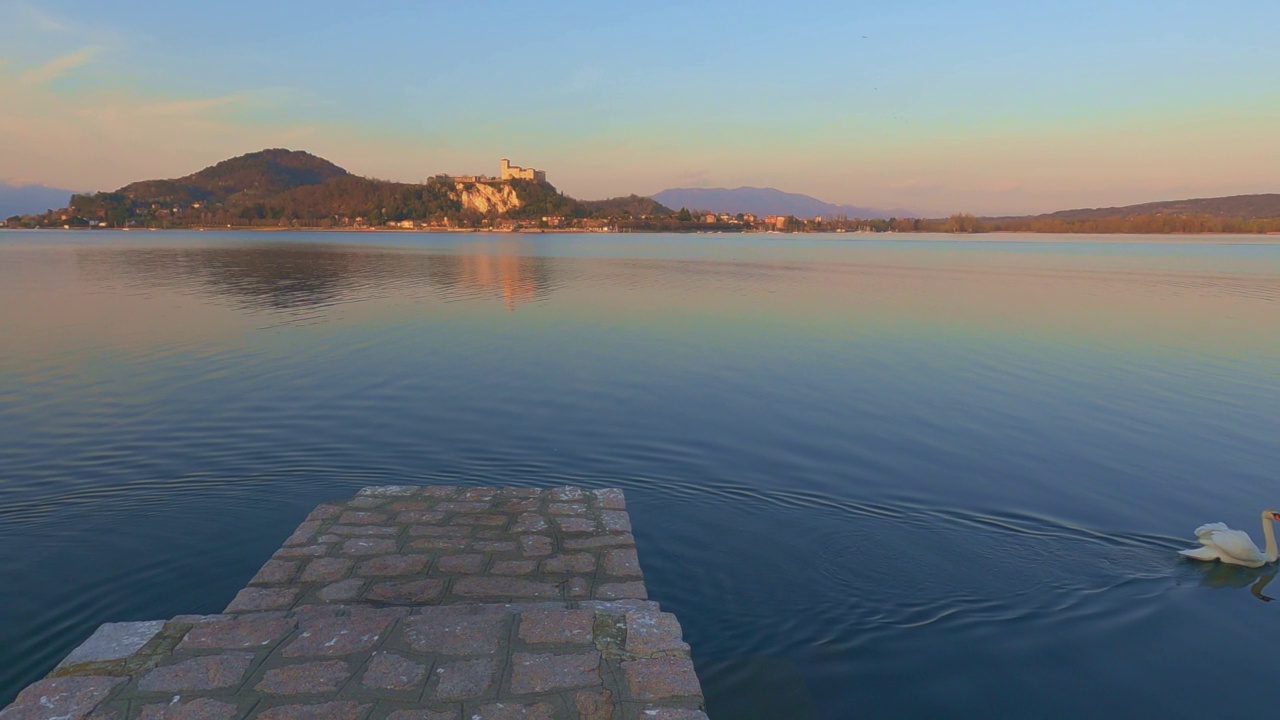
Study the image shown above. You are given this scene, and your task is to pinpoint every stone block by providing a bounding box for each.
[225,587,298,613]
[177,616,295,651]
[509,651,601,695]
[254,701,369,720]
[458,488,498,501]
[548,503,587,516]
[281,612,393,657]
[359,485,419,497]
[365,579,445,604]
[138,653,253,692]
[449,514,506,527]
[620,658,701,700]
[469,704,555,720]
[567,578,590,599]
[136,697,242,719]
[554,517,597,534]
[340,538,398,555]
[592,489,626,510]
[624,613,689,657]
[517,609,593,645]
[431,658,496,701]
[385,711,459,720]
[396,511,447,524]
[595,583,647,600]
[256,660,351,694]
[407,525,471,537]
[338,511,389,525]
[562,534,636,550]
[574,690,616,720]
[622,708,708,720]
[58,621,166,667]
[272,545,329,558]
[436,554,485,574]
[329,525,399,537]
[601,511,632,533]
[403,611,503,655]
[470,541,518,553]
[317,579,365,603]
[300,558,353,583]
[356,555,430,576]
[362,652,427,692]
[490,560,536,576]
[498,499,541,512]
[409,538,470,552]
[250,560,299,585]
[549,487,584,501]
[0,676,126,720]
[435,502,490,513]
[540,554,596,574]
[452,577,560,600]
[517,536,552,557]
[604,549,642,578]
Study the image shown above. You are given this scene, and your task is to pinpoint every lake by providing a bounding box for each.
[1,231,1278,718]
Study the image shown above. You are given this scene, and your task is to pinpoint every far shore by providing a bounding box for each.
[3,226,1279,244]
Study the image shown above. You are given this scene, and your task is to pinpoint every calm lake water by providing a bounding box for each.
[2,231,1279,718]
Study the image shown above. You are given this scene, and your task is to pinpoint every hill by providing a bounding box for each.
[652,186,908,220]
[974,193,1280,234]
[1008,194,1280,222]
[0,183,79,219]
[116,149,350,206]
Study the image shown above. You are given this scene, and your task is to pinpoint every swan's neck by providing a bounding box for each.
[1263,516,1278,563]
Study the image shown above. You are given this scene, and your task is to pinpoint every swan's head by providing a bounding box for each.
[1265,509,1280,522]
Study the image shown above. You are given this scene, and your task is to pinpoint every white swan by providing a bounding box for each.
[1180,510,1280,568]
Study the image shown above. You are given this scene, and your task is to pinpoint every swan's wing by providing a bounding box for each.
[1180,546,1224,561]
[1194,523,1230,543]
[1203,529,1265,564]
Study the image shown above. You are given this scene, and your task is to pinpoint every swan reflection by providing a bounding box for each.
[1195,562,1277,602]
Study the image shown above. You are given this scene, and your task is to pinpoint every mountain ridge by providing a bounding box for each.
[652,186,911,219]
[1,183,81,219]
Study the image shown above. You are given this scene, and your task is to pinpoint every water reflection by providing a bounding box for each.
[73,239,555,318]
[1196,563,1278,602]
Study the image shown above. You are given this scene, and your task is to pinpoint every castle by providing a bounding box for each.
[499,158,546,182]
[436,160,547,185]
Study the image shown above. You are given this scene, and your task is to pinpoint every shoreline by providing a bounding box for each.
[3,226,1279,244]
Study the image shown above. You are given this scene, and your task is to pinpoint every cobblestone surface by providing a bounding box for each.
[2,486,708,719]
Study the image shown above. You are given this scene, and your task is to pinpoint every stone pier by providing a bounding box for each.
[1,486,708,720]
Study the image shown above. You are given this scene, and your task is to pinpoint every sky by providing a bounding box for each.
[1,0,1278,216]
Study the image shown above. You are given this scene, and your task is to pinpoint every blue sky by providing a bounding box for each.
[2,0,1278,214]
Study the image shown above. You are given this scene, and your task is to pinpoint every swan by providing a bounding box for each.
[1180,510,1280,568]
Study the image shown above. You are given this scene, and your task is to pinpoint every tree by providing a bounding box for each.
[676,207,692,222]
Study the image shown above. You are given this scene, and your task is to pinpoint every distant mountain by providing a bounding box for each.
[1000,193,1280,222]
[0,183,77,218]
[652,186,910,219]
[117,149,350,205]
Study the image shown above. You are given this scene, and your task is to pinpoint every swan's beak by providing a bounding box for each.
[1273,513,1280,522]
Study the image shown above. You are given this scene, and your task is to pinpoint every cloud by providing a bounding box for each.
[888,178,945,194]
[19,2,67,32]
[19,47,100,86]
[135,95,247,117]
[673,169,712,187]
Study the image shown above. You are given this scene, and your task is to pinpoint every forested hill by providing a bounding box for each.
[117,149,350,205]
[995,194,1280,222]
[976,193,1280,234]
[47,149,671,228]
